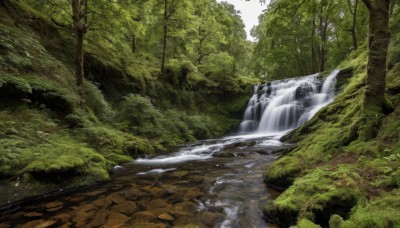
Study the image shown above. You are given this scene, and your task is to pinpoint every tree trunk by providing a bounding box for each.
[318,10,327,73]
[72,0,87,88]
[358,0,391,140]
[161,0,168,73]
[311,2,317,73]
[347,0,359,50]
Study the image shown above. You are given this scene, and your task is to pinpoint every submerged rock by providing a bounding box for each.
[111,201,138,215]
[51,213,70,224]
[132,211,157,223]
[87,208,108,227]
[20,220,56,228]
[45,201,63,212]
[158,213,174,222]
[200,211,224,226]
[108,192,126,204]
[24,212,43,218]
[105,212,130,227]
[92,197,112,209]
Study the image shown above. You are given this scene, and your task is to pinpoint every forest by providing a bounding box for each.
[0,0,399,227]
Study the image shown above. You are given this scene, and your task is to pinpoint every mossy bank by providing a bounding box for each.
[263,14,400,228]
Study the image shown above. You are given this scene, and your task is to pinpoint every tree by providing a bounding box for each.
[358,0,391,140]
[71,0,88,88]
[346,0,359,50]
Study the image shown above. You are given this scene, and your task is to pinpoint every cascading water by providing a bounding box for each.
[239,70,339,134]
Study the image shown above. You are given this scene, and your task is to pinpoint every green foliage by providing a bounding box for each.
[117,94,229,145]
[252,0,369,79]
[118,94,164,138]
[83,81,114,121]
[83,126,154,157]
[296,219,321,228]
[342,189,400,227]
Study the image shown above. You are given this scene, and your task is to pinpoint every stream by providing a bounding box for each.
[0,70,340,227]
[0,134,286,228]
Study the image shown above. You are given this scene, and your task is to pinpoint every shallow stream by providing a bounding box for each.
[0,134,286,228]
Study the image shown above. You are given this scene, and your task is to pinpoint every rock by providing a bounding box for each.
[161,185,176,195]
[200,212,224,226]
[174,216,200,227]
[173,180,190,186]
[74,204,97,213]
[190,176,205,184]
[52,213,70,223]
[158,213,174,222]
[111,184,123,191]
[173,201,198,212]
[58,223,72,228]
[84,189,106,197]
[183,189,205,201]
[104,212,129,227]
[146,199,172,210]
[24,212,43,218]
[108,192,126,204]
[65,196,86,202]
[87,208,108,227]
[124,188,147,199]
[132,211,157,223]
[115,176,133,183]
[170,171,189,178]
[72,204,97,224]
[20,220,56,228]
[111,201,137,215]
[92,198,113,209]
[0,223,10,228]
[214,152,235,158]
[45,201,63,212]
[145,186,166,198]
[129,222,167,228]
[145,199,173,215]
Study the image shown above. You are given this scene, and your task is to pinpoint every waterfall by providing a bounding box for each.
[239,70,339,134]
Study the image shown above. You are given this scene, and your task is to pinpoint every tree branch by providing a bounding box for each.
[291,0,306,18]
[46,0,72,17]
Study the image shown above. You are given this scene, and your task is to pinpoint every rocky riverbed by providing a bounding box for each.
[0,136,286,228]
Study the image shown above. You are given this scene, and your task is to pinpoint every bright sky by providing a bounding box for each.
[217,0,269,41]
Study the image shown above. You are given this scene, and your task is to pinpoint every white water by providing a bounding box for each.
[239,70,339,134]
[136,70,339,165]
[135,139,239,164]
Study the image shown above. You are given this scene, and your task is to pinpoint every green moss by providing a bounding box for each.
[266,165,359,224]
[83,126,154,157]
[296,219,321,228]
[342,189,400,227]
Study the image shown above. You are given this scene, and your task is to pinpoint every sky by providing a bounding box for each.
[216,0,269,41]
